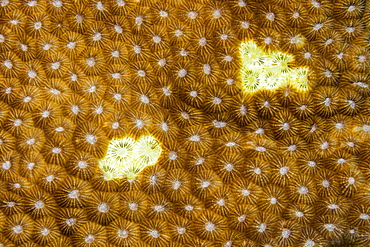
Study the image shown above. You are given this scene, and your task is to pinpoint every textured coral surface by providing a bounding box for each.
[0,0,370,246]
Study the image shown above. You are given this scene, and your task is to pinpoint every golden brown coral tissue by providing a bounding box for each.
[0,0,370,246]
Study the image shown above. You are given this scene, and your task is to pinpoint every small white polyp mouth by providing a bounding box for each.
[66,218,76,227]
[98,203,109,213]
[150,230,160,238]
[324,224,336,232]
[85,234,95,243]
[13,225,23,234]
[205,222,215,231]
[86,57,95,67]
[68,190,79,199]
[189,135,200,142]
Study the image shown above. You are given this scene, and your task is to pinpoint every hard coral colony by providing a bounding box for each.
[0,0,369,246]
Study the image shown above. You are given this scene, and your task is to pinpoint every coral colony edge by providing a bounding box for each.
[0,0,370,246]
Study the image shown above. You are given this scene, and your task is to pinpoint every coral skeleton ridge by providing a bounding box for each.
[0,0,369,246]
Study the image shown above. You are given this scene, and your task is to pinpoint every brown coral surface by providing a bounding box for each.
[0,0,370,246]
